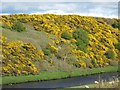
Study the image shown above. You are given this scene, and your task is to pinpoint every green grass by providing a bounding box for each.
[2,25,56,49]
[70,65,118,77]
[69,81,120,88]
[1,66,118,85]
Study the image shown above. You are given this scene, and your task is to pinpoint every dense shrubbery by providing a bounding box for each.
[95,17,120,30]
[1,14,120,76]
[2,36,44,76]
[73,29,89,52]
[12,21,26,32]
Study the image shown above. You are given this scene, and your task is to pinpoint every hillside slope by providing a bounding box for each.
[1,14,120,76]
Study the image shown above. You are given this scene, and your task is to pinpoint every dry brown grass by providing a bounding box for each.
[90,76,119,89]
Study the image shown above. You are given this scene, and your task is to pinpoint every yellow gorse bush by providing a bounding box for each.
[1,14,120,70]
[48,43,58,54]
[2,36,44,76]
[76,60,87,68]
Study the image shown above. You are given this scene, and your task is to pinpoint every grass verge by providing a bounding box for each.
[69,80,120,88]
[1,66,118,85]
[69,82,119,88]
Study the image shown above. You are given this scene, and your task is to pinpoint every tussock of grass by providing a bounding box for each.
[70,77,119,88]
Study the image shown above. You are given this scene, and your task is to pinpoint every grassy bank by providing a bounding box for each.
[69,79,119,89]
[1,66,118,85]
[69,82,119,88]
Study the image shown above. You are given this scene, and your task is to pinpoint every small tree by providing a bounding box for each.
[12,21,26,32]
[57,43,73,61]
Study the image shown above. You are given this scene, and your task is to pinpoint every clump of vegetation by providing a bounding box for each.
[56,43,73,61]
[114,43,120,51]
[12,21,26,32]
[105,50,115,59]
[73,29,89,52]
[2,36,44,76]
[61,31,72,40]
[43,48,51,56]
[112,22,120,29]
[1,14,120,77]
[91,59,98,67]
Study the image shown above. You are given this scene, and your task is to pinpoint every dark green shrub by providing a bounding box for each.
[105,50,115,59]
[2,24,11,29]
[114,43,120,51]
[12,21,26,32]
[43,49,51,56]
[112,22,120,29]
[73,29,88,43]
[91,59,97,67]
[1,26,6,28]
[76,40,87,52]
[73,29,89,52]
[61,31,72,40]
